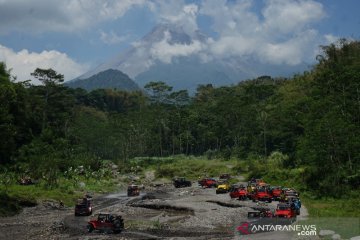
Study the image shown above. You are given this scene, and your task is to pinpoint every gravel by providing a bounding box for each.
[0,181,313,240]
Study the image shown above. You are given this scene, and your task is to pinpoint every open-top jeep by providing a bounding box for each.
[283,188,299,198]
[173,177,192,188]
[269,186,282,200]
[219,173,231,180]
[250,188,272,203]
[229,185,248,200]
[286,196,301,215]
[87,213,124,234]
[275,203,296,223]
[255,179,266,187]
[75,197,92,216]
[216,180,230,194]
[127,184,140,196]
[198,178,217,188]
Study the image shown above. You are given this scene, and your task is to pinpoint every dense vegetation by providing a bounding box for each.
[0,40,359,202]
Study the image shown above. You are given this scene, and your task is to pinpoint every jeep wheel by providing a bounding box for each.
[87,224,94,233]
[113,221,122,234]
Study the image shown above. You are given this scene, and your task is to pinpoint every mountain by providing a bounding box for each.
[65,69,140,92]
[76,24,307,92]
[135,56,235,90]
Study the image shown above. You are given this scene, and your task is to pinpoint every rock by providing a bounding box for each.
[50,221,65,231]
[319,230,335,237]
[332,234,341,240]
[350,236,360,240]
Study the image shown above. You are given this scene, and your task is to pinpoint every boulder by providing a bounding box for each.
[332,234,341,240]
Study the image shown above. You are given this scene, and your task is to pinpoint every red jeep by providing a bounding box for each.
[219,173,231,180]
[87,213,124,234]
[250,188,272,203]
[275,203,296,222]
[270,186,282,201]
[229,186,248,200]
[198,178,217,188]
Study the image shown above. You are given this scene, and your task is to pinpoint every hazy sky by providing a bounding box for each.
[0,0,359,82]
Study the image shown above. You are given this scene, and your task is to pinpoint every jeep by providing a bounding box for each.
[250,188,272,203]
[229,185,248,200]
[87,213,124,234]
[270,186,282,200]
[216,181,230,194]
[75,197,92,216]
[127,184,140,197]
[219,173,231,180]
[173,177,192,188]
[275,203,296,223]
[198,178,217,188]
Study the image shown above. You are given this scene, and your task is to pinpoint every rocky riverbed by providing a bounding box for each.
[0,181,313,240]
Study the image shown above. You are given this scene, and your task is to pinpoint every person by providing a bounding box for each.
[280,192,286,202]
[247,185,252,193]
[98,215,105,222]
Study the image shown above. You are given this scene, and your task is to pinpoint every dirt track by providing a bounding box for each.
[0,182,314,240]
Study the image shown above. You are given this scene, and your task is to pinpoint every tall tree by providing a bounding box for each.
[31,68,65,132]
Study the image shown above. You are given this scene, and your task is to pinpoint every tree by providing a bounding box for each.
[144,81,173,104]
[31,68,64,85]
[30,68,65,132]
[0,63,16,163]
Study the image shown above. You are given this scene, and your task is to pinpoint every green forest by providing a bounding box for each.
[0,40,359,208]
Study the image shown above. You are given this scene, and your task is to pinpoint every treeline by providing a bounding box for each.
[0,40,359,196]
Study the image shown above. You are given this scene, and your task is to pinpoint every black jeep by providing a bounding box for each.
[173,177,192,188]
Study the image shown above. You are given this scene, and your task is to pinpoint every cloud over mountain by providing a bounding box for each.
[0,44,88,83]
[0,0,341,85]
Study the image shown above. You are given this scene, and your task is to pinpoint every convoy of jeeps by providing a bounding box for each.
[75,174,301,234]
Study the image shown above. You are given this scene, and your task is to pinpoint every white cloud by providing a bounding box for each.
[0,0,333,75]
[0,44,89,84]
[324,34,339,44]
[150,30,205,64]
[262,0,325,34]
[154,0,199,36]
[199,0,327,65]
[0,0,147,34]
[260,30,319,65]
[100,30,126,45]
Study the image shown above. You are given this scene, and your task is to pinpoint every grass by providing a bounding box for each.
[299,193,360,238]
[133,155,244,180]
[0,175,121,216]
[298,217,360,239]
[301,192,360,218]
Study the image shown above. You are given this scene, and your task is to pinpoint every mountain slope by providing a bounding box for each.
[75,24,307,92]
[65,69,140,92]
[135,57,235,91]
